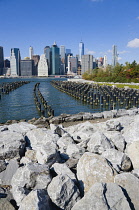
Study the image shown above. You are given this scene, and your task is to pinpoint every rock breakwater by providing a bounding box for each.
[0,109,139,209]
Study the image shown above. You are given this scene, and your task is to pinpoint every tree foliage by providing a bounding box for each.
[82,61,139,83]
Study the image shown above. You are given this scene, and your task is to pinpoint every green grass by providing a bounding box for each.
[93,83,139,89]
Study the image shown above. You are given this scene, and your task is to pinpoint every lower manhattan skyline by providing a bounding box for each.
[0,0,139,64]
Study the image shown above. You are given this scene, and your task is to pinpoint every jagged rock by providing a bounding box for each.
[64,114,83,122]
[11,163,51,206]
[92,112,103,119]
[0,198,15,210]
[114,172,139,210]
[106,120,122,131]
[19,190,52,210]
[8,122,37,134]
[127,141,139,169]
[49,116,63,124]
[87,131,114,155]
[127,108,138,115]
[47,174,80,210]
[0,159,19,185]
[0,160,6,173]
[102,149,132,172]
[103,110,116,119]
[20,150,37,165]
[33,117,49,126]
[82,112,93,120]
[0,126,8,132]
[77,152,116,193]
[72,183,131,210]
[66,158,79,169]
[26,128,60,165]
[66,144,85,159]
[50,124,67,137]
[104,132,126,152]
[51,163,76,181]
[116,109,129,117]
[131,169,139,178]
[122,115,139,145]
[0,130,25,160]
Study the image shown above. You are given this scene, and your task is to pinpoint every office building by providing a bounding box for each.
[38,54,48,77]
[67,56,78,74]
[51,42,60,75]
[0,46,4,75]
[103,55,108,68]
[60,45,66,74]
[29,46,34,59]
[32,55,40,75]
[81,54,93,74]
[10,48,21,76]
[79,41,84,62]
[112,45,118,67]
[66,49,71,55]
[44,46,51,74]
[4,59,10,68]
[20,59,34,76]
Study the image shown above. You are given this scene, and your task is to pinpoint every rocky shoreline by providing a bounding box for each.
[0,108,139,209]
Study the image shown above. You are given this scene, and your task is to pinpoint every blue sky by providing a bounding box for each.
[0,0,139,65]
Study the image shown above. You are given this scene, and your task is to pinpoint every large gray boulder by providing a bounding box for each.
[0,159,19,185]
[66,143,85,159]
[11,163,51,206]
[51,162,76,181]
[19,190,52,210]
[72,183,131,210]
[8,122,37,134]
[114,172,139,210]
[26,128,60,165]
[106,120,122,131]
[47,174,80,210]
[102,149,132,172]
[0,130,25,160]
[127,141,139,169]
[0,198,15,210]
[0,160,6,172]
[87,131,114,154]
[77,152,116,193]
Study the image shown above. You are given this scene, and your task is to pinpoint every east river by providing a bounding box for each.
[0,77,106,123]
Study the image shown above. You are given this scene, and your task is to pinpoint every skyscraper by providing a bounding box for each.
[0,46,4,75]
[29,46,34,59]
[67,56,78,74]
[81,54,93,74]
[20,59,34,76]
[51,42,60,75]
[60,45,66,75]
[10,48,21,76]
[44,46,51,74]
[79,41,84,62]
[38,54,48,77]
[112,45,118,67]
[103,55,108,68]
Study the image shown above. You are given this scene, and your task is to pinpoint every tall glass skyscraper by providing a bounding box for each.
[0,46,4,75]
[51,42,60,75]
[44,46,51,74]
[79,41,84,62]
[29,46,34,59]
[10,48,21,76]
[60,45,65,74]
[112,45,118,67]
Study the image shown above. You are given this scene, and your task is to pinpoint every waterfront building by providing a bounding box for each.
[112,45,118,67]
[0,46,4,75]
[66,49,71,55]
[29,46,34,59]
[44,46,51,75]
[103,55,108,68]
[51,42,60,75]
[79,41,84,62]
[10,48,21,76]
[32,55,40,76]
[67,56,78,75]
[81,54,93,74]
[60,45,66,75]
[20,59,34,76]
[4,59,10,68]
[3,68,11,76]
[38,54,48,77]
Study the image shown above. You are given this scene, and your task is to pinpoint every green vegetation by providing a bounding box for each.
[94,83,139,89]
[82,60,139,83]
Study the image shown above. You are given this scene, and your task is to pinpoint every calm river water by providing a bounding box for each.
[0,77,107,123]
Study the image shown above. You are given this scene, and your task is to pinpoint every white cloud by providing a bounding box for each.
[118,57,122,61]
[127,38,139,48]
[4,57,10,59]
